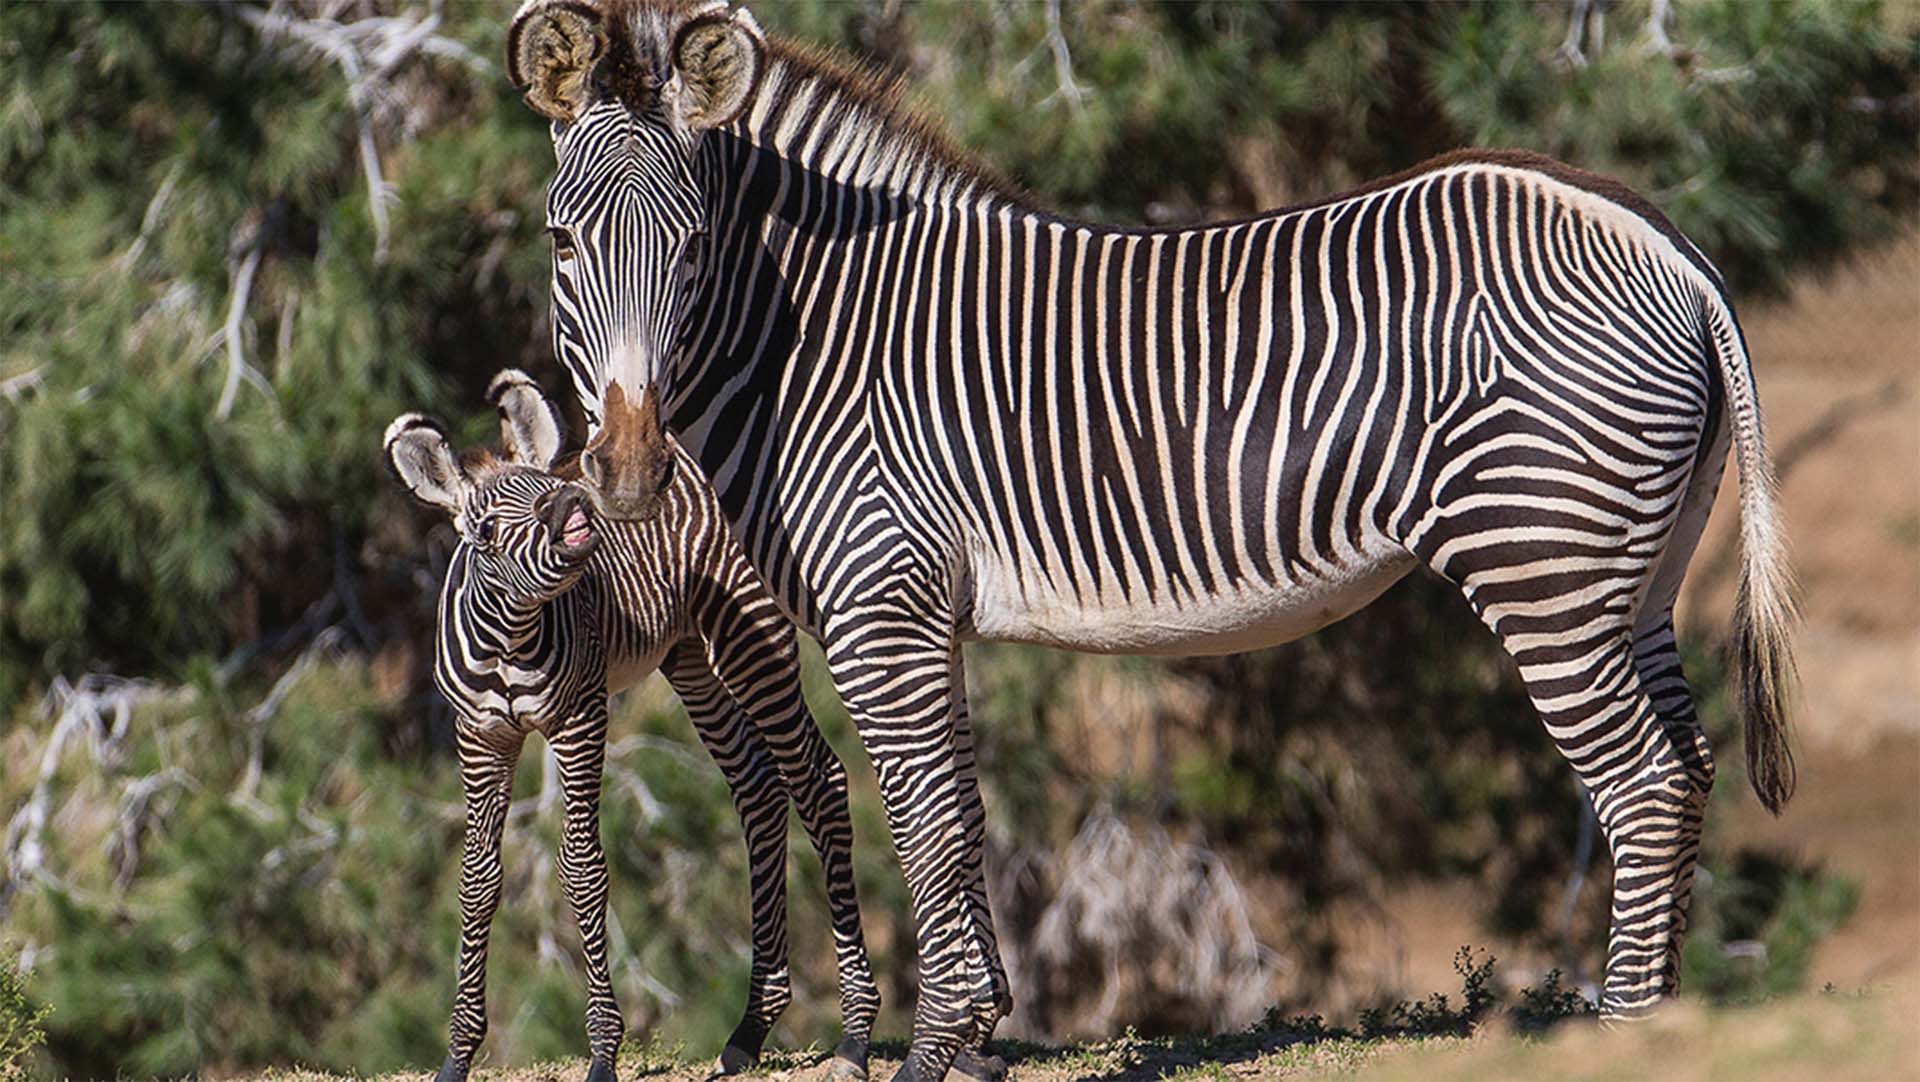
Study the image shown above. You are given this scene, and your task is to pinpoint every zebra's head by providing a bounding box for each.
[385,370,602,609]
[507,0,765,519]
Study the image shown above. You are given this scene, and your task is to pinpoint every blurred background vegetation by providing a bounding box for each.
[2,0,1915,1077]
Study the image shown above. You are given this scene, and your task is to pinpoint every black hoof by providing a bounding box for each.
[828,1034,870,1080]
[708,1043,756,1078]
[586,1053,618,1082]
[948,1049,1007,1081]
[887,1049,947,1082]
[435,1056,470,1082]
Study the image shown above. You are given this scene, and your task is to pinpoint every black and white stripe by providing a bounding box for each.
[388,376,880,1082]
[515,3,1798,1076]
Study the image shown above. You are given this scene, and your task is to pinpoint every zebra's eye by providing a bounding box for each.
[549,227,576,263]
[473,517,497,545]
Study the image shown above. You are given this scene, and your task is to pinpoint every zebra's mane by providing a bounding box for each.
[601,0,1022,205]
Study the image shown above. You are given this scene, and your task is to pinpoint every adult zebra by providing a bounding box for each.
[506,1,1797,1075]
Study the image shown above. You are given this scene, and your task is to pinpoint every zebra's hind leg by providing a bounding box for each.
[664,646,795,1076]
[694,603,881,1079]
[1495,621,1708,1020]
[550,699,624,1081]
[1619,615,1715,1010]
[1459,580,1711,1020]
[439,726,525,1082]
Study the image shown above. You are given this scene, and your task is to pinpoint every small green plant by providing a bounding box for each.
[1510,968,1596,1033]
[0,944,52,1082]
[1355,947,1498,1038]
[619,1032,689,1076]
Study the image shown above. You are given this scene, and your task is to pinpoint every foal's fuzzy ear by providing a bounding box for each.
[487,369,564,469]
[384,413,471,515]
[667,7,764,131]
[506,0,608,121]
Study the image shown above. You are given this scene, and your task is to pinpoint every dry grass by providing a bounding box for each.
[244,983,1918,1081]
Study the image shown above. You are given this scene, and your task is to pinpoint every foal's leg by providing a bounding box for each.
[437,725,525,1082]
[549,698,624,1080]
[697,597,880,1079]
[664,645,795,1075]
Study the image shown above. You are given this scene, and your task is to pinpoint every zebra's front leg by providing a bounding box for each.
[551,703,624,1081]
[663,647,794,1076]
[823,610,977,1082]
[950,663,1012,1082]
[437,727,525,1082]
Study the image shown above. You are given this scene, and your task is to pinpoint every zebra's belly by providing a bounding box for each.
[962,548,1416,656]
[604,643,671,698]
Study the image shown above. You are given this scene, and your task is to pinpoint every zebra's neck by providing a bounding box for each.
[447,568,576,678]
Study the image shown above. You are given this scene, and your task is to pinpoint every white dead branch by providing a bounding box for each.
[2,675,183,907]
[1005,810,1280,1036]
[231,1,488,266]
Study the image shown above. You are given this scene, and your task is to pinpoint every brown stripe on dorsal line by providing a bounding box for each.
[596,2,1716,290]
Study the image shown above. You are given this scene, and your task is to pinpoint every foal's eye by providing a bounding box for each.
[473,517,497,545]
[549,227,576,263]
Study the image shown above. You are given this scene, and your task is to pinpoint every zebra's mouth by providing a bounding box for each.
[546,486,600,560]
[561,505,592,548]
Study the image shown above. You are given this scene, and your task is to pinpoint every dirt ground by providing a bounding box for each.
[259,981,1920,1081]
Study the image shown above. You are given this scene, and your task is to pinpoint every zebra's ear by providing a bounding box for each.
[506,0,608,122]
[384,414,471,516]
[488,369,564,470]
[666,7,763,131]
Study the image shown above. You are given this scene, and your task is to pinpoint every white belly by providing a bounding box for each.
[964,548,1416,656]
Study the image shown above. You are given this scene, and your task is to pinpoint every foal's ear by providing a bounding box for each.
[384,414,471,515]
[506,0,608,122]
[487,369,564,470]
[667,7,764,131]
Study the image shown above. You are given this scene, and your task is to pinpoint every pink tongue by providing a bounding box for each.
[562,507,591,547]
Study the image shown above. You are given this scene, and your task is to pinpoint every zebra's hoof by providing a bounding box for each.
[708,1043,756,1077]
[585,1053,618,1082]
[947,1049,1007,1081]
[434,1056,470,1082]
[828,1034,870,1080]
[885,1055,942,1082]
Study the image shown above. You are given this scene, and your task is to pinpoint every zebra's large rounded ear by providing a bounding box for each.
[666,7,763,131]
[506,0,608,122]
[384,414,471,516]
[488,369,564,470]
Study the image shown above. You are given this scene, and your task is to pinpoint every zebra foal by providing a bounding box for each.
[385,370,879,1082]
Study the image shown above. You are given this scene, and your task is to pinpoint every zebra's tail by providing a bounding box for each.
[1704,290,1798,815]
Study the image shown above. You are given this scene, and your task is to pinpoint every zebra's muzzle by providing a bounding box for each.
[545,485,601,562]
[582,379,672,522]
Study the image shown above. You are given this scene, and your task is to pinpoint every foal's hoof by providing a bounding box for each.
[828,1035,870,1080]
[947,1049,1007,1082]
[585,1054,618,1082]
[707,1043,757,1078]
[434,1057,470,1082]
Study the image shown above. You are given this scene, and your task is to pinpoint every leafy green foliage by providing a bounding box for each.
[1682,850,1860,1004]
[0,943,52,1082]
